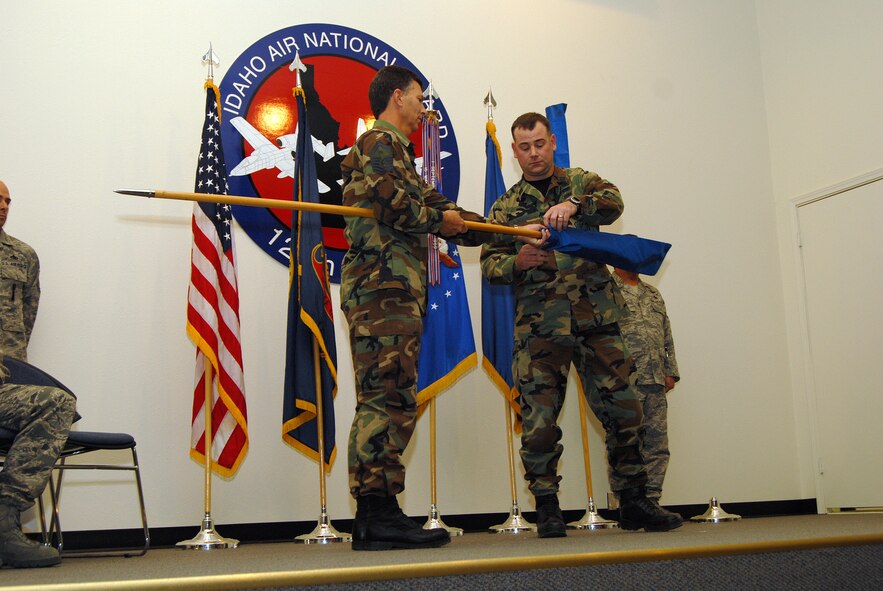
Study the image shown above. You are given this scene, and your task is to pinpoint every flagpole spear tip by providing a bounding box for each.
[484,88,497,121]
[202,43,220,81]
[115,189,156,198]
[290,51,307,88]
[423,79,440,114]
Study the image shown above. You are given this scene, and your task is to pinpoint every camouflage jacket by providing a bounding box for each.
[339,119,494,315]
[0,229,40,361]
[480,167,628,339]
[612,273,679,386]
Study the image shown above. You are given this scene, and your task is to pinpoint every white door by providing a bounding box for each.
[797,176,883,510]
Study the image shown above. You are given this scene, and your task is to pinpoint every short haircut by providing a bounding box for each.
[368,66,422,118]
[511,112,551,139]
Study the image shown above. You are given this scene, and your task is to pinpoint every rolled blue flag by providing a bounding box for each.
[544,228,672,276]
[545,103,570,168]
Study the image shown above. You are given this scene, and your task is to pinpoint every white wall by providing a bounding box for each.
[1,0,802,532]
[755,0,883,499]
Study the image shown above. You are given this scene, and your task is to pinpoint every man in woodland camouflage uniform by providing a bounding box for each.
[480,113,682,537]
[0,179,76,568]
[340,67,541,551]
[611,265,679,501]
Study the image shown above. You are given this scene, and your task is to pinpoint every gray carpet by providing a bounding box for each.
[260,544,883,591]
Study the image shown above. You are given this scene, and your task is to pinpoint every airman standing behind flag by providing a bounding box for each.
[480,112,683,537]
[339,66,541,551]
[611,266,680,501]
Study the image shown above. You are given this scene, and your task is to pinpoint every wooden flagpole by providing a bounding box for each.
[176,358,240,548]
[174,45,240,550]
[202,359,213,518]
[567,391,619,529]
[577,392,596,501]
[289,51,349,544]
[488,399,535,533]
[294,337,350,543]
[114,189,543,239]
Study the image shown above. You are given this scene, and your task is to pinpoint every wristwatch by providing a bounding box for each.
[568,195,581,207]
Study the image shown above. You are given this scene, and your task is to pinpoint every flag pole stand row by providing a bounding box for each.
[295,337,351,544]
[422,398,463,535]
[489,399,535,534]
[568,391,619,530]
[177,358,240,549]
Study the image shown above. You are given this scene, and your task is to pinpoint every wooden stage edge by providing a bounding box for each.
[7,530,883,591]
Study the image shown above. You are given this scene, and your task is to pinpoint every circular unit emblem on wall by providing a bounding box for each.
[219,23,460,283]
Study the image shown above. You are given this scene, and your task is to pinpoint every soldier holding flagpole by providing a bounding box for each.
[339,66,543,551]
[480,112,683,538]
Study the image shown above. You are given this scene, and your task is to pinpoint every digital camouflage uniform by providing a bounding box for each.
[480,166,647,496]
[611,273,679,499]
[0,354,76,511]
[340,120,500,499]
[0,230,40,363]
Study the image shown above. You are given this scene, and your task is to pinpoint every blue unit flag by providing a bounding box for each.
[282,87,338,469]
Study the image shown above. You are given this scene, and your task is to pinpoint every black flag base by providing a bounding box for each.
[176,514,239,550]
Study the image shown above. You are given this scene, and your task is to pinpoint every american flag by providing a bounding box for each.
[185,81,248,477]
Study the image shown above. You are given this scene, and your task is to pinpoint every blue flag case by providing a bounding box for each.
[545,228,672,276]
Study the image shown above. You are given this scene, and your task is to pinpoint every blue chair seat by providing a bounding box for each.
[65,431,136,451]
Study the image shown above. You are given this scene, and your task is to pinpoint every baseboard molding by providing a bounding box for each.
[54,498,818,551]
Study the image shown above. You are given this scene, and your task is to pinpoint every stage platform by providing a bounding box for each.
[4,513,883,591]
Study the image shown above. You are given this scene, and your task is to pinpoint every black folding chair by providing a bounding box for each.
[0,358,149,557]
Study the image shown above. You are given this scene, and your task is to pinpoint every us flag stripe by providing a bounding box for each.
[185,81,248,477]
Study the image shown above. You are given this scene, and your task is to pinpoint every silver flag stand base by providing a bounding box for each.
[176,515,239,550]
[489,500,536,534]
[423,504,463,536]
[295,507,351,544]
[568,497,620,530]
[691,497,742,523]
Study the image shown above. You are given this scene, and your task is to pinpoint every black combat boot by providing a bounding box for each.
[0,504,61,568]
[535,493,567,538]
[352,495,451,551]
[619,488,683,532]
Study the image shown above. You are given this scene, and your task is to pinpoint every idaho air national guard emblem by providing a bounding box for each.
[219,23,461,283]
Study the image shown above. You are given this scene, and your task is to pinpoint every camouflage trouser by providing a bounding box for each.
[514,321,647,496]
[0,383,76,510]
[609,383,668,499]
[344,290,423,499]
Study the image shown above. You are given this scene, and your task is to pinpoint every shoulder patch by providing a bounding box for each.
[369,141,395,175]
